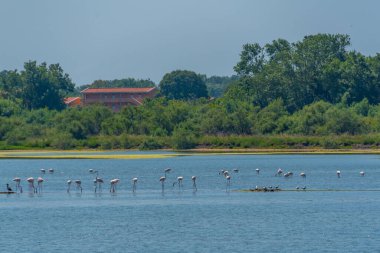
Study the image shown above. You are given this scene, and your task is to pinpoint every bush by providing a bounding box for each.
[172,128,197,149]
[139,138,163,150]
[50,133,75,149]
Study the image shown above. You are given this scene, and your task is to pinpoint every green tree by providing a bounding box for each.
[253,99,288,134]
[201,75,238,97]
[228,34,364,111]
[0,70,23,100]
[20,61,74,110]
[159,70,208,100]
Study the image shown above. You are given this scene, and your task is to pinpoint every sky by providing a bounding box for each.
[0,0,380,85]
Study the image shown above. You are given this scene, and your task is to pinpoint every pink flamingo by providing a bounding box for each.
[26,177,36,193]
[37,177,44,193]
[164,168,171,177]
[177,176,184,189]
[159,176,166,192]
[67,180,72,193]
[132,178,138,192]
[13,178,22,193]
[75,180,82,192]
[94,177,104,193]
[225,175,231,191]
[276,168,283,176]
[110,179,120,193]
[191,176,197,192]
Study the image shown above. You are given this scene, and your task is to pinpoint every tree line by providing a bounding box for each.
[228,34,380,112]
[0,97,380,149]
[0,33,380,150]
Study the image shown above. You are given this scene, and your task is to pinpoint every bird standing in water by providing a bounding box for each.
[6,184,12,192]
[132,178,138,192]
[191,176,197,192]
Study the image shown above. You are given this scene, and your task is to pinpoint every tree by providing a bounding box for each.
[20,61,74,110]
[0,70,23,101]
[159,70,208,100]
[253,99,288,134]
[201,75,238,97]
[227,34,380,111]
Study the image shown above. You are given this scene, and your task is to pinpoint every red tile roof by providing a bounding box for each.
[64,97,81,104]
[81,87,157,94]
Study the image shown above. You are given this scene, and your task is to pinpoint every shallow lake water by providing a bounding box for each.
[0,154,379,252]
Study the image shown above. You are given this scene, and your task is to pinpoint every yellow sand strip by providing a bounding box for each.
[0,152,184,159]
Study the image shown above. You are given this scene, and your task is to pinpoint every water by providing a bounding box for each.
[0,154,379,252]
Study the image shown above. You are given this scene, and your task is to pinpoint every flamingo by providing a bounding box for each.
[159,176,166,192]
[94,177,104,193]
[256,168,260,175]
[67,180,72,193]
[110,179,120,193]
[48,168,54,173]
[284,172,293,178]
[225,175,231,191]
[40,169,46,174]
[276,168,283,176]
[300,172,306,178]
[191,176,197,192]
[177,176,184,189]
[132,178,138,192]
[223,171,229,177]
[26,177,36,193]
[164,168,171,177]
[37,177,44,193]
[75,180,82,192]
[13,177,22,193]
[360,171,365,176]
[219,169,225,175]
[337,170,341,178]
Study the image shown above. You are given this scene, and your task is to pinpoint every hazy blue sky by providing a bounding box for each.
[0,0,379,85]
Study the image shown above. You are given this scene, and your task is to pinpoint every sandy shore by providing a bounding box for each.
[184,148,380,154]
[0,148,379,159]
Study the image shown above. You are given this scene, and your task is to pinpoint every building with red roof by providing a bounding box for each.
[64,97,81,107]
[80,87,157,111]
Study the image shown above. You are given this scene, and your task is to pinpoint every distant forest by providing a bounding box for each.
[1,33,380,150]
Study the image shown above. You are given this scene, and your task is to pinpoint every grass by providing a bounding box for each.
[0,150,184,159]
[1,147,380,160]
[1,133,380,158]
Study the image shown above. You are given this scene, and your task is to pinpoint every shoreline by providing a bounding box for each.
[0,148,379,159]
[184,148,380,154]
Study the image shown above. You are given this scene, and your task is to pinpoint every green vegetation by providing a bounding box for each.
[1,33,380,150]
[202,75,238,98]
[0,61,74,110]
[159,70,208,100]
[0,98,379,150]
[228,34,380,111]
